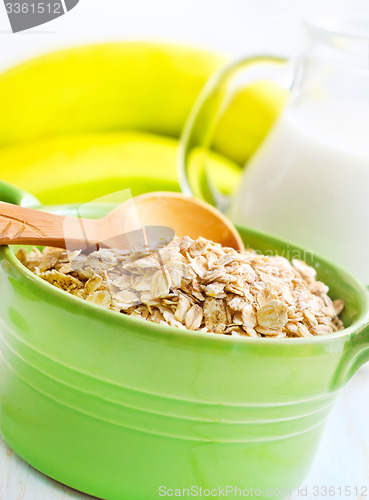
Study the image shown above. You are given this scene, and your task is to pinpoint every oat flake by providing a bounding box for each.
[17,237,344,338]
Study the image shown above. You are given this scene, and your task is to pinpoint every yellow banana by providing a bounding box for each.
[214,80,287,165]
[0,131,241,204]
[0,42,226,148]
[0,43,286,201]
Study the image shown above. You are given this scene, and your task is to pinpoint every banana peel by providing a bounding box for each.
[0,132,241,204]
[214,80,286,166]
[0,42,226,148]
[0,42,286,199]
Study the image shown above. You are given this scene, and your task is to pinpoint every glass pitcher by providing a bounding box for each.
[179,18,369,283]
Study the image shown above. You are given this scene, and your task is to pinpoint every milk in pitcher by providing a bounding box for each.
[229,102,369,282]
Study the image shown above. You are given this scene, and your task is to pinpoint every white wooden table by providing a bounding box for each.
[1,366,369,500]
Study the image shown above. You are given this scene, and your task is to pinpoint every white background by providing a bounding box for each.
[1,1,369,499]
[0,0,368,70]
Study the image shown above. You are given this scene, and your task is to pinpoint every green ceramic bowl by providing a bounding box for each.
[0,184,369,500]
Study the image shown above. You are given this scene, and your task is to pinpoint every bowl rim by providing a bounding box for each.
[3,226,369,347]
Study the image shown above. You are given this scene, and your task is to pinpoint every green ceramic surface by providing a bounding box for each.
[0,182,369,499]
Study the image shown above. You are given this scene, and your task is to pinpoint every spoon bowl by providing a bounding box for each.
[0,191,244,252]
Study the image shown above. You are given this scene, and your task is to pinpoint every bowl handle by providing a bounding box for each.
[0,181,41,208]
[348,321,369,378]
[333,313,369,388]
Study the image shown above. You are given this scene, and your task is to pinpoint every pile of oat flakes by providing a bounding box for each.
[16,236,344,338]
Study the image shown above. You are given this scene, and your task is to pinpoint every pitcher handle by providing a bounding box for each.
[178,55,292,212]
[0,181,41,208]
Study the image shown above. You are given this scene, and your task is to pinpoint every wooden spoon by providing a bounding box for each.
[0,191,244,252]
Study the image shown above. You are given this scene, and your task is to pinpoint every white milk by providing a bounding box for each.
[228,103,369,282]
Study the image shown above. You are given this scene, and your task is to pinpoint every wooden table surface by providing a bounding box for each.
[1,366,369,500]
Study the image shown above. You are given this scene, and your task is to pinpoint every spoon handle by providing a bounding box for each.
[0,201,96,249]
